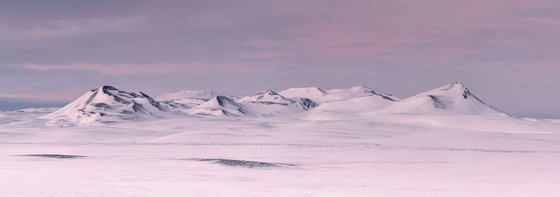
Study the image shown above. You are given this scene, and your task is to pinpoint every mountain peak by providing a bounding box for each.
[349,85,377,94]
[350,85,370,89]
[100,85,118,90]
[442,82,466,89]
[188,95,248,117]
[278,87,328,101]
[257,90,279,95]
[438,82,471,99]
[156,90,230,107]
[238,89,292,104]
[93,85,119,93]
[280,87,327,94]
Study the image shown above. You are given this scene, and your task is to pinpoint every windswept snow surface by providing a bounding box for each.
[2,83,560,196]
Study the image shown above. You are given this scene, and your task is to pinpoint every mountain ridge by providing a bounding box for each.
[40,82,510,125]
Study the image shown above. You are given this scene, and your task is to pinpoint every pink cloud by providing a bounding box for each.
[242,0,560,64]
[525,17,560,28]
[532,59,560,72]
[0,16,146,40]
[21,62,269,74]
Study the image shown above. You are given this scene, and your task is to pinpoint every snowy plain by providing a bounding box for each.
[1,83,560,197]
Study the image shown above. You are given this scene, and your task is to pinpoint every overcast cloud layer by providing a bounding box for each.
[0,0,559,118]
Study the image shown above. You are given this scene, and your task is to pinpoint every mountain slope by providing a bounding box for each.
[305,93,397,121]
[41,86,174,124]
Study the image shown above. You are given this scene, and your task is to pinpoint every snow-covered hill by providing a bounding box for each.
[280,85,399,104]
[306,95,397,120]
[379,82,505,116]
[278,87,328,102]
[157,90,230,108]
[187,96,248,117]
[41,86,175,125]
[236,90,318,116]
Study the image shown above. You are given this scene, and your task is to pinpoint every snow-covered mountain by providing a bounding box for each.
[237,90,294,104]
[36,82,511,124]
[41,86,175,125]
[305,89,398,120]
[310,95,396,114]
[280,85,398,104]
[157,90,230,108]
[187,96,248,117]
[236,90,318,116]
[379,82,506,116]
[278,87,328,102]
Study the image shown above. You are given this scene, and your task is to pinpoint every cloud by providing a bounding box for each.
[20,62,275,74]
[0,16,145,40]
[525,17,560,27]
[238,0,560,67]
